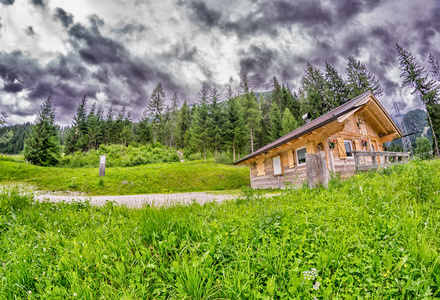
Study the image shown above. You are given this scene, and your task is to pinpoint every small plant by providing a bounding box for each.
[328,139,336,149]
[362,139,368,147]
[68,177,78,189]
[98,178,105,187]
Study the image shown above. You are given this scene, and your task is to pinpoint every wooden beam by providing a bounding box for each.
[366,107,387,134]
[381,132,397,143]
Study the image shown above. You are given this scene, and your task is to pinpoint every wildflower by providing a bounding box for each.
[313,281,321,290]
[28,291,31,295]
[73,293,77,296]
[58,230,60,233]
[404,264,407,268]
[43,248,46,252]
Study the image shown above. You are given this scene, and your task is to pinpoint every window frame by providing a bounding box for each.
[272,155,283,176]
[344,140,354,159]
[296,147,307,166]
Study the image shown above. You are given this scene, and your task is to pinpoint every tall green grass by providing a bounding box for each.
[0,160,250,195]
[0,159,439,298]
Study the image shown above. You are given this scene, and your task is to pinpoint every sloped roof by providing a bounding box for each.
[234,91,400,165]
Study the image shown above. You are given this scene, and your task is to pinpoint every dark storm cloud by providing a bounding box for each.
[239,45,277,88]
[54,8,74,28]
[31,0,44,8]
[0,0,14,5]
[188,0,222,28]
[0,15,181,122]
[112,23,147,35]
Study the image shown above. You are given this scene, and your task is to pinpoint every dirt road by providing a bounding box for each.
[35,192,239,208]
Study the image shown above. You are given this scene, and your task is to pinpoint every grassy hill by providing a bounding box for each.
[0,159,439,298]
[0,158,250,195]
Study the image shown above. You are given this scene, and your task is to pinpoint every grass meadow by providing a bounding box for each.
[0,158,250,195]
[0,159,439,298]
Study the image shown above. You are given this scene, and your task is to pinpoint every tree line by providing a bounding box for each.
[1,49,439,166]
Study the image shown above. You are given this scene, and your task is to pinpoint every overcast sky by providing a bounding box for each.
[0,0,439,126]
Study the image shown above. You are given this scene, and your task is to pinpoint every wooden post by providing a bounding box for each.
[306,151,329,189]
[353,152,360,172]
[99,155,106,177]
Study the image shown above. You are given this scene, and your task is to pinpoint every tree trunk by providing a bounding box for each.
[203,143,206,162]
[233,140,236,162]
[215,145,218,163]
[427,110,440,157]
[250,126,254,153]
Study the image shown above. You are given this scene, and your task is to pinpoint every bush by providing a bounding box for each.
[60,144,180,168]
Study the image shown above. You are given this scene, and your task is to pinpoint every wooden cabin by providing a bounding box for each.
[234,91,404,189]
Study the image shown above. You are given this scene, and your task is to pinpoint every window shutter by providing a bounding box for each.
[306,144,315,154]
[354,140,360,151]
[337,138,346,159]
[256,159,265,177]
[287,150,295,168]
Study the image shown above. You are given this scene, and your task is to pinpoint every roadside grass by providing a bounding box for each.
[0,160,250,195]
[0,159,439,298]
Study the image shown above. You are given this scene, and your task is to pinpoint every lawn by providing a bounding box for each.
[0,159,439,298]
[0,158,250,195]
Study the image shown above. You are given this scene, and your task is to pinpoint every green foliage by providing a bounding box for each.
[240,74,261,153]
[0,160,439,298]
[23,96,61,166]
[148,82,166,143]
[281,108,299,136]
[415,137,433,159]
[346,56,383,99]
[325,61,349,107]
[225,93,245,162]
[61,144,180,168]
[269,102,282,141]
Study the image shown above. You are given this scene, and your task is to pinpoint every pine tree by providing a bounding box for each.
[120,109,133,146]
[240,74,261,153]
[87,103,100,150]
[176,101,191,149]
[396,44,440,156]
[189,102,209,162]
[269,102,283,141]
[271,76,283,110]
[65,95,88,153]
[207,86,225,162]
[24,96,60,166]
[280,84,294,116]
[225,92,245,162]
[170,91,180,147]
[0,111,13,146]
[325,62,349,107]
[300,62,329,120]
[281,108,299,136]
[137,109,152,144]
[104,107,115,145]
[148,82,166,143]
[346,57,383,99]
[256,94,271,148]
[429,53,440,82]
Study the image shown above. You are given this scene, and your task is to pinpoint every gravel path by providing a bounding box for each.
[35,192,239,208]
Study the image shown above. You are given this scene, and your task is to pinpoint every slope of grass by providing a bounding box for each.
[0,159,439,298]
[0,159,250,195]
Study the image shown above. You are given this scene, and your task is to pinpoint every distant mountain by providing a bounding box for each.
[391,109,431,147]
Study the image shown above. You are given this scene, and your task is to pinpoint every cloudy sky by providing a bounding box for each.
[0,0,439,125]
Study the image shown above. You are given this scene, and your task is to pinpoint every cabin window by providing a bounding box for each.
[344,140,353,158]
[296,147,307,165]
[272,156,282,175]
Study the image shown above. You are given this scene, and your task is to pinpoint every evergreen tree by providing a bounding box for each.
[281,108,299,136]
[429,53,440,82]
[0,111,13,146]
[175,101,191,149]
[87,103,101,150]
[24,96,60,166]
[240,73,261,153]
[170,91,180,147]
[280,84,294,116]
[189,102,209,162]
[256,94,271,149]
[104,107,115,145]
[197,82,209,105]
[148,82,166,143]
[65,95,88,153]
[300,62,329,120]
[397,44,440,156]
[225,93,245,162]
[120,109,133,146]
[271,76,283,109]
[325,61,349,107]
[346,57,383,99]
[269,102,283,141]
[113,105,127,145]
[291,91,303,125]
[207,86,225,162]
[137,109,152,144]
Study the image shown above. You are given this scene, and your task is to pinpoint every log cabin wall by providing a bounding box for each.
[248,110,389,188]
